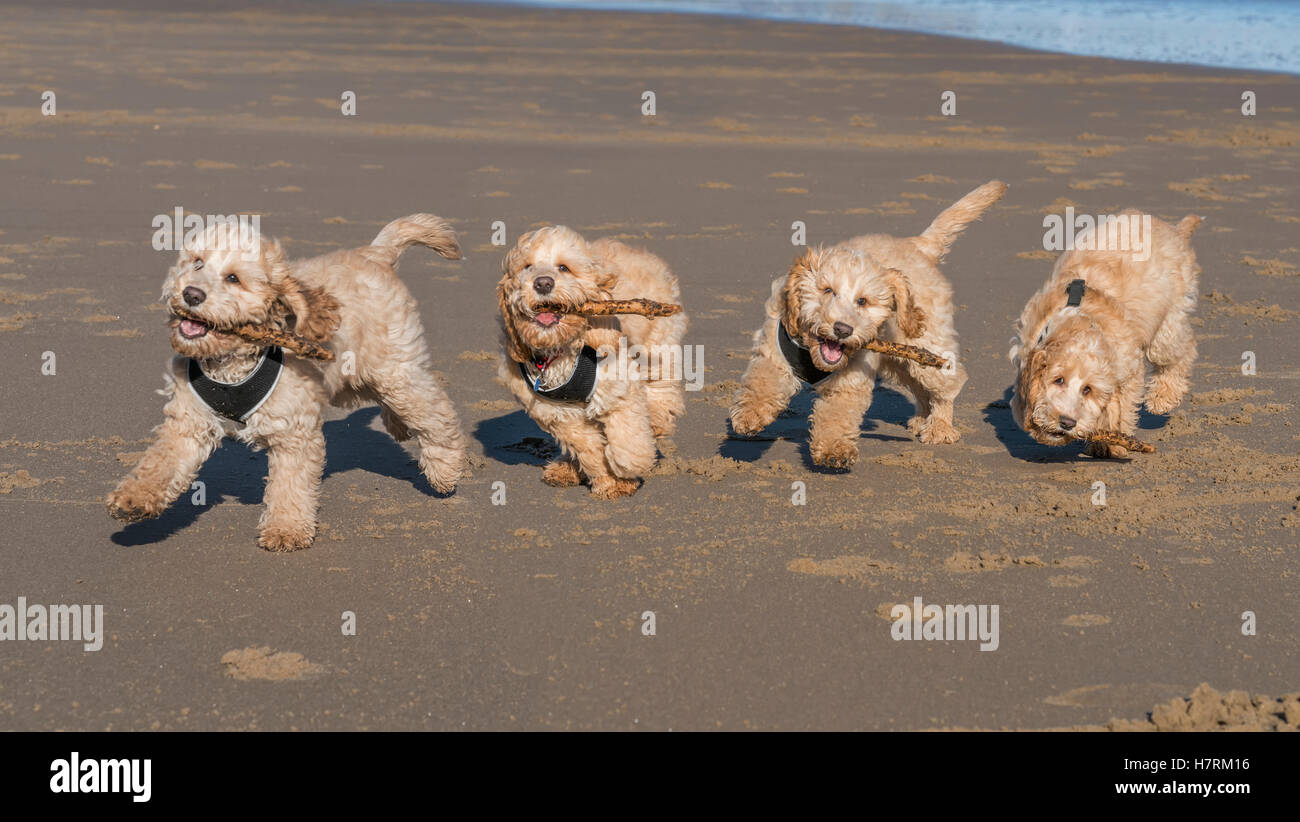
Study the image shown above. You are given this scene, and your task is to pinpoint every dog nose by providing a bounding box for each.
[832,321,853,339]
[532,276,554,295]
[182,286,206,306]
[1059,416,1077,430]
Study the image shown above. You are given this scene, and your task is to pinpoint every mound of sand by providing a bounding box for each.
[1108,683,1300,731]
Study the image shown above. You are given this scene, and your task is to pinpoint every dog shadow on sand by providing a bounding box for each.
[982,385,1169,462]
[110,407,441,546]
[471,410,558,468]
[720,386,915,473]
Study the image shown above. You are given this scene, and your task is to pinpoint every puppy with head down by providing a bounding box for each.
[731,181,1006,468]
[496,226,686,498]
[1010,210,1202,458]
[107,214,468,551]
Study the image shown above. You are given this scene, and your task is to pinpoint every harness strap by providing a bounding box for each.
[518,346,600,403]
[187,347,284,423]
[777,321,833,385]
[1066,278,1086,307]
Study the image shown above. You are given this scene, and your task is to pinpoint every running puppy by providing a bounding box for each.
[496,226,687,498]
[107,214,468,551]
[730,181,1007,468]
[1009,210,1202,458]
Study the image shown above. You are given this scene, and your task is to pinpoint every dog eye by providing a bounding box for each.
[1081,385,1091,396]
[192,258,204,270]
[558,264,570,273]
[1053,377,1065,386]
[856,297,868,307]
[524,264,533,271]
[823,287,833,295]
[225,273,239,284]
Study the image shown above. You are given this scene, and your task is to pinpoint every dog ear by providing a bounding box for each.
[1011,348,1046,430]
[886,268,927,338]
[496,277,529,364]
[782,251,813,333]
[275,276,341,342]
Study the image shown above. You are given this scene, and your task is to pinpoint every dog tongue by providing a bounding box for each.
[179,318,208,338]
[820,341,844,364]
[535,312,559,327]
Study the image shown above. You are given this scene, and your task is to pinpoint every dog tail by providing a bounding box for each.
[1176,214,1203,241]
[913,180,1008,262]
[370,214,462,267]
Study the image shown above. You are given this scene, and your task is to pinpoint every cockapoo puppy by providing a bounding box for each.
[730,181,1007,468]
[107,214,468,551]
[496,226,686,498]
[1009,209,1202,458]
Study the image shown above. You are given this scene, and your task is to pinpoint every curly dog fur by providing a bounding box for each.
[496,226,686,498]
[730,180,1006,468]
[106,213,468,551]
[1009,210,1202,458]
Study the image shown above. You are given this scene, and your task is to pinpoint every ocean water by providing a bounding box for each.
[460,0,1300,75]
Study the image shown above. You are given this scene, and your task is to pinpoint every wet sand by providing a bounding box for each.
[1,0,1298,730]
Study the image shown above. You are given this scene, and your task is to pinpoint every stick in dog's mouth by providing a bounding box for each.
[1082,430,1156,454]
[861,339,949,369]
[536,298,683,319]
[171,306,335,361]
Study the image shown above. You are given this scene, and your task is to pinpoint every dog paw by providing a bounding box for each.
[1144,394,1182,416]
[811,439,858,469]
[590,476,640,499]
[906,416,927,437]
[420,453,465,495]
[258,526,315,552]
[730,405,773,436]
[542,460,582,487]
[917,418,961,444]
[105,487,164,523]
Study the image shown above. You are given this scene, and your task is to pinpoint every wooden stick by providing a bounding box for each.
[173,308,334,361]
[862,339,949,369]
[543,299,682,318]
[1085,430,1156,453]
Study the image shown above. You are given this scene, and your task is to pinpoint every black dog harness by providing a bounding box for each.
[1066,278,1086,307]
[187,347,284,423]
[518,346,600,403]
[778,321,833,385]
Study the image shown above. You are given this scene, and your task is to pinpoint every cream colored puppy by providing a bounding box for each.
[1010,210,1202,458]
[731,181,1006,468]
[107,214,468,550]
[496,226,686,498]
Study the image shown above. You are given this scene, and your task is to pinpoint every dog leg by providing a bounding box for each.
[379,403,411,442]
[919,372,965,444]
[549,417,639,499]
[1145,312,1196,415]
[601,390,658,480]
[730,340,801,435]
[257,423,325,552]
[107,400,223,523]
[809,370,874,468]
[644,379,685,439]
[374,368,467,494]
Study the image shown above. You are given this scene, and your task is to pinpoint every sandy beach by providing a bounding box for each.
[1,0,1298,730]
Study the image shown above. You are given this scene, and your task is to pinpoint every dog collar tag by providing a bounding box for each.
[777,321,833,385]
[1066,278,1086,307]
[518,346,600,403]
[187,346,284,423]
